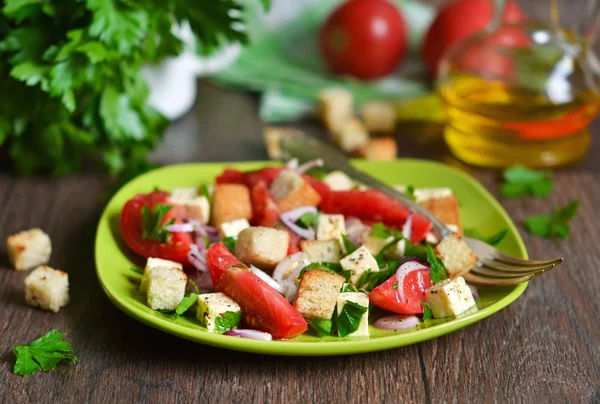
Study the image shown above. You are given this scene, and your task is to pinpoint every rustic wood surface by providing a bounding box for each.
[0,82,599,404]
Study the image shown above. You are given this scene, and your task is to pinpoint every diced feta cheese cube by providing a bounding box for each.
[316,214,346,244]
[197,293,242,332]
[323,171,354,191]
[340,245,379,285]
[168,188,211,223]
[146,265,187,311]
[300,240,342,263]
[140,257,183,294]
[170,187,199,200]
[7,228,52,271]
[337,292,370,337]
[362,233,394,256]
[425,276,476,318]
[235,227,290,270]
[24,266,69,313]
[219,218,250,238]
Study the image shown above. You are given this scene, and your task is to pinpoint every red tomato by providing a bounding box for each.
[421,0,526,75]
[320,189,432,243]
[319,0,408,79]
[250,181,281,227]
[369,270,432,314]
[120,191,193,265]
[207,243,308,339]
[284,228,301,255]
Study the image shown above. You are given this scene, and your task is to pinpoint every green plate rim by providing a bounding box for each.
[95,159,528,356]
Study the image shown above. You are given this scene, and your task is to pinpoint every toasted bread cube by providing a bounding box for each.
[420,195,462,234]
[197,293,242,332]
[270,169,321,212]
[359,101,396,134]
[264,127,304,160]
[356,137,397,160]
[219,218,250,238]
[323,170,354,191]
[333,117,369,152]
[340,245,379,285]
[24,266,69,313]
[317,87,353,133]
[435,233,478,278]
[294,270,345,320]
[7,228,52,271]
[300,240,342,263]
[146,265,187,311]
[426,276,475,318]
[337,292,369,337]
[362,233,394,256]
[168,188,210,223]
[235,227,290,270]
[140,257,183,295]
[211,184,252,228]
[316,214,346,245]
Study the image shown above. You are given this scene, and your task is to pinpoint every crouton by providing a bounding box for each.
[269,169,321,212]
[300,240,342,263]
[140,257,183,294]
[7,228,52,271]
[168,187,211,223]
[359,101,396,134]
[356,137,397,160]
[294,270,345,320]
[317,87,353,133]
[24,266,69,313]
[333,117,369,152]
[323,170,354,191]
[340,245,379,285]
[235,227,290,270]
[316,214,346,244]
[211,184,252,228]
[425,276,476,318]
[420,195,462,234]
[435,233,478,278]
[263,127,304,160]
[146,265,187,311]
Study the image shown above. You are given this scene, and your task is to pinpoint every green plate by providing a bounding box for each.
[95,160,528,356]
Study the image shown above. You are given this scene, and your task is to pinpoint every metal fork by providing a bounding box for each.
[279,135,563,287]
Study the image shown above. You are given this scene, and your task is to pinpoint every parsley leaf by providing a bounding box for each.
[215,311,242,333]
[296,212,319,229]
[141,203,174,243]
[426,244,448,284]
[341,283,358,293]
[341,234,358,255]
[188,279,200,295]
[502,165,553,198]
[172,293,198,319]
[464,228,508,246]
[13,330,77,376]
[405,185,416,201]
[129,266,144,275]
[524,200,579,238]
[308,319,333,337]
[200,184,210,200]
[422,302,432,321]
[336,301,368,337]
[357,266,398,292]
[222,237,236,253]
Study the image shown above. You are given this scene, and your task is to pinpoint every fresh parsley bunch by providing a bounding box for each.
[0,0,263,180]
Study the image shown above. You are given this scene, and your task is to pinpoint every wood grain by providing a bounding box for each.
[0,83,599,404]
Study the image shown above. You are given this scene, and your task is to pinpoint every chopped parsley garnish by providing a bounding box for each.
[341,283,358,293]
[215,311,242,333]
[200,184,211,200]
[222,237,236,253]
[13,330,77,376]
[501,165,553,198]
[426,244,448,284]
[296,212,319,229]
[141,203,174,243]
[370,222,402,239]
[172,294,198,319]
[341,234,358,255]
[524,200,579,238]
[297,262,351,282]
[308,319,333,337]
[405,185,416,201]
[129,266,144,275]
[336,301,368,337]
[464,228,508,246]
[357,266,398,292]
[422,302,433,321]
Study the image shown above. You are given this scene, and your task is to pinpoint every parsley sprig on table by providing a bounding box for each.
[13,330,77,376]
[524,200,580,238]
[501,165,553,198]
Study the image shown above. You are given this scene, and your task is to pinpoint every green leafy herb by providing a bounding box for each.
[464,228,508,246]
[341,283,358,293]
[336,301,368,337]
[341,234,358,255]
[188,279,199,295]
[524,200,579,238]
[308,319,332,337]
[422,302,432,321]
[371,222,402,239]
[501,165,553,198]
[129,266,144,275]
[296,212,319,229]
[403,239,428,258]
[405,185,416,201]
[426,244,448,284]
[392,281,398,290]
[215,311,242,333]
[172,293,198,319]
[357,266,398,292]
[13,330,77,376]
[297,262,350,282]
[222,236,236,253]
[141,203,174,243]
[200,184,211,200]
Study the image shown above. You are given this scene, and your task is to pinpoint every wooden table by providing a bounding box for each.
[0,83,599,403]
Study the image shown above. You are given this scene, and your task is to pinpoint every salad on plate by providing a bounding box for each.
[120,160,481,341]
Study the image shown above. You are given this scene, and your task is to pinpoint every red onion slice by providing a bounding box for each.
[396,261,430,303]
[285,158,299,170]
[188,244,208,272]
[295,159,324,174]
[272,252,310,301]
[374,315,420,330]
[224,329,273,340]
[345,218,370,246]
[249,265,283,293]
[280,206,317,240]
[467,283,479,299]
[188,271,213,293]
[166,223,196,233]
[402,210,414,241]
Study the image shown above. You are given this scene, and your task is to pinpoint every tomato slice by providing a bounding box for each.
[320,189,432,243]
[369,270,432,314]
[120,191,193,265]
[207,242,308,339]
[250,181,281,227]
[283,228,301,255]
